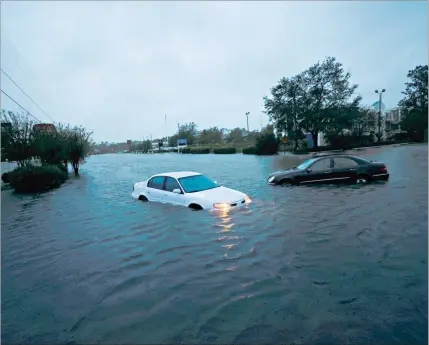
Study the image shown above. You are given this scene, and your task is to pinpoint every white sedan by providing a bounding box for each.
[131,171,251,210]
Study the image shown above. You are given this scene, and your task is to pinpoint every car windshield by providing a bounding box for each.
[296,158,318,170]
[178,175,219,193]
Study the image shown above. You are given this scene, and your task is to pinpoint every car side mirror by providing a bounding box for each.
[306,168,312,173]
[173,189,181,194]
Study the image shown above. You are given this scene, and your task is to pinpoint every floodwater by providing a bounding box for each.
[2,145,428,344]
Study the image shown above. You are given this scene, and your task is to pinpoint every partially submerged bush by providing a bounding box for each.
[8,165,68,193]
[242,147,257,155]
[254,131,279,155]
[1,172,10,183]
[181,148,210,154]
[213,148,236,154]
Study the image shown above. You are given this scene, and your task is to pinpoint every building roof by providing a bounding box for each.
[152,171,201,179]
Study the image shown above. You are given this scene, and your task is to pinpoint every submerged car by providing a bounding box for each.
[267,153,389,185]
[132,171,251,210]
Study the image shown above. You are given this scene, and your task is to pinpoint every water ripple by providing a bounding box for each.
[1,145,428,344]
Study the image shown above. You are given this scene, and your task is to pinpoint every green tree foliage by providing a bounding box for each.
[197,127,223,145]
[1,110,36,167]
[1,110,93,175]
[399,65,428,141]
[66,126,93,174]
[168,122,198,146]
[253,125,279,155]
[264,56,361,149]
[225,128,258,146]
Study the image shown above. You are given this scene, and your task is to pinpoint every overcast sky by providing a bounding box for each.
[1,1,427,143]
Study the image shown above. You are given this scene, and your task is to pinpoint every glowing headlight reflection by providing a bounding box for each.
[213,203,230,209]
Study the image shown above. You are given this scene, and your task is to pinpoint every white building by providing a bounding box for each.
[383,107,402,137]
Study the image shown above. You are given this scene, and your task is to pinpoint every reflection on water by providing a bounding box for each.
[1,145,428,344]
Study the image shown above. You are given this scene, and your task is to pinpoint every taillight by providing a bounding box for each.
[380,165,387,173]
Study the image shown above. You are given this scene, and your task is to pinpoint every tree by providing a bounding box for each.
[197,127,222,145]
[65,126,93,174]
[399,65,428,141]
[349,107,376,138]
[168,122,198,146]
[1,110,36,167]
[264,74,307,151]
[264,56,361,149]
[168,134,179,147]
[226,128,246,143]
[254,124,279,155]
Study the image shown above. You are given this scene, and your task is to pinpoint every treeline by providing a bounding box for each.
[1,110,93,193]
[264,57,428,151]
[167,123,259,147]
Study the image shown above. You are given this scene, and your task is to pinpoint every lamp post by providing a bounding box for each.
[245,112,250,132]
[375,89,385,142]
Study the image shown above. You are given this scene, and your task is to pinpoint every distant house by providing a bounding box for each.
[384,107,402,137]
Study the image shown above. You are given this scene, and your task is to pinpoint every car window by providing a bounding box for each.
[296,158,318,170]
[148,176,165,190]
[310,158,332,171]
[178,175,219,193]
[165,177,181,193]
[333,157,359,168]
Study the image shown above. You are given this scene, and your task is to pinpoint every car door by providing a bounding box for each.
[146,176,166,202]
[163,177,187,206]
[299,157,334,184]
[331,157,359,182]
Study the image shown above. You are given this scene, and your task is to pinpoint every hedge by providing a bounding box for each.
[243,147,257,155]
[294,139,413,154]
[213,148,236,154]
[181,148,210,154]
[8,165,68,193]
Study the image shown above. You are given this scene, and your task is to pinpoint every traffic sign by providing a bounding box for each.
[281,136,288,144]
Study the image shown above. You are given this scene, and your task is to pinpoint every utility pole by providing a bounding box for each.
[375,89,386,142]
[165,114,168,144]
[245,112,250,132]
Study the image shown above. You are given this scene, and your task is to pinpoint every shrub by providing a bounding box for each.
[243,147,257,155]
[190,148,210,154]
[2,172,10,183]
[8,165,68,193]
[182,148,210,154]
[213,147,236,154]
[254,132,279,155]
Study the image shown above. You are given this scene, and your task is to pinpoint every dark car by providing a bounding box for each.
[267,153,389,185]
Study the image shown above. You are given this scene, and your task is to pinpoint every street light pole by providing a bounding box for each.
[177,123,180,153]
[245,112,250,132]
[375,89,386,142]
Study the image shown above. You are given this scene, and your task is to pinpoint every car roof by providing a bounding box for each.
[312,153,360,159]
[310,153,369,162]
[151,171,202,179]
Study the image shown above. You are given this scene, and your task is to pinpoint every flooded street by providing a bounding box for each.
[2,145,428,344]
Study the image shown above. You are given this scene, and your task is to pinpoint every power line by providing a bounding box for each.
[1,89,41,122]
[1,68,54,122]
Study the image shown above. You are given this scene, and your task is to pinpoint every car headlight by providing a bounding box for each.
[213,203,230,209]
[268,176,275,183]
[244,195,252,203]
